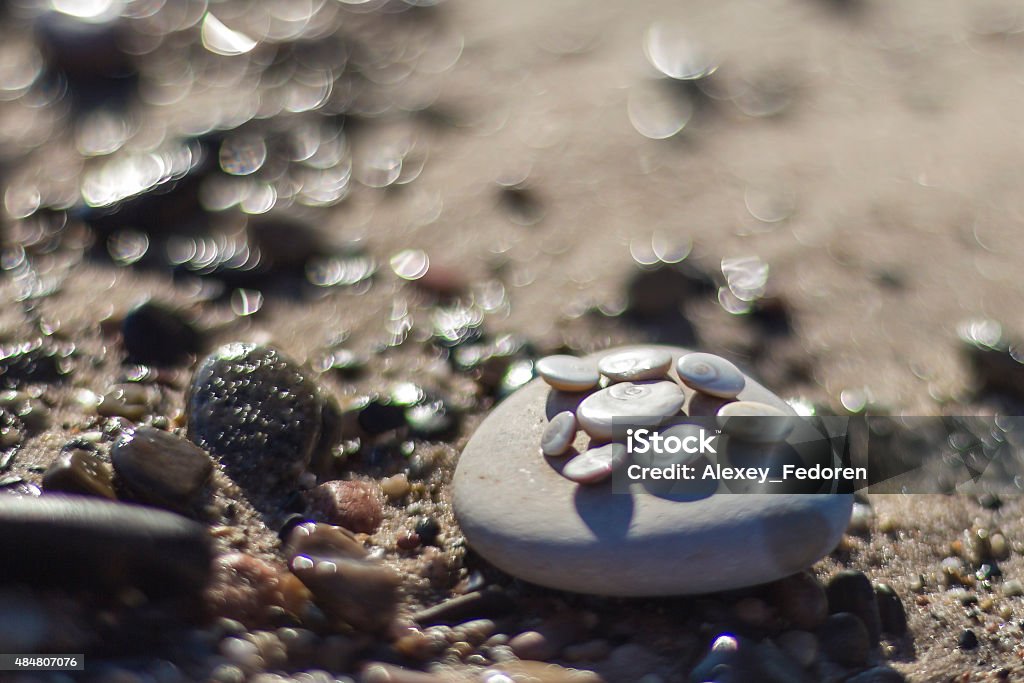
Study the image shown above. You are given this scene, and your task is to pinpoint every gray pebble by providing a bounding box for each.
[826,570,881,646]
[187,344,323,495]
[541,411,577,457]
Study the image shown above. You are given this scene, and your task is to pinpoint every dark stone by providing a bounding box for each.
[121,301,201,366]
[42,447,115,500]
[958,629,979,650]
[0,495,211,596]
[278,513,312,541]
[187,344,323,495]
[818,612,870,667]
[412,586,516,626]
[875,584,907,637]
[111,427,213,513]
[846,667,907,683]
[357,399,407,435]
[826,570,882,645]
[415,516,441,546]
[769,571,828,630]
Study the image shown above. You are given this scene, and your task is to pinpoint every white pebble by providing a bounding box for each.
[562,443,627,484]
[676,353,745,399]
[535,355,600,392]
[540,411,577,457]
[577,381,685,441]
[597,348,672,382]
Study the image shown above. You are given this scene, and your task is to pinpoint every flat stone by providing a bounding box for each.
[42,446,116,500]
[576,380,685,441]
[717,401,794,443]
[676,352,745,399]
[453,345,852,596]
[0,495,211,596]
[187,343,323,494]
[597,348,672,382]
[111,427,213,512]
[535,355,600,392]
[540,411,577,456]
[562,443,627,484]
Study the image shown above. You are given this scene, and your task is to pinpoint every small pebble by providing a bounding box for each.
[97,383,157,421]
[541,411,577,457]
[381,474,411,500]
[415,516,442,546]
[597,348,672,382]
[535,355,600,392]
[509,630,555,661]
[818,612,870,667]
[562,442,627,484]
[121,301,201,366]
[576,381,685,441]
[847,502,874,535]
[287,523,400,633]
[717,401,794,443]
[111,427,213,513]
[42,446,116,499]
[305,480,383,534]
[958,628,979,650]
[676,352,745,399]
[826,570,882,645]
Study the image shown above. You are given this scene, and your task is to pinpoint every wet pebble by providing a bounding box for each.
[305,480,383,534]
[818,612,870,667]
[121,301,201,366]
[717,401,793,443]
[541,411,577,457]
[576,381,684,441]
[826,570,882,646]
[287,523,400,633]
[42,445,115,499]
[415,516,441,546]
[187,343,323,494]
[0,495,211,596]
[597,348,672,382]
[562,442,627,484]
[535,355,600,392]
[97,383,158,421]
[676,353,745,399]
[111,427,213,513]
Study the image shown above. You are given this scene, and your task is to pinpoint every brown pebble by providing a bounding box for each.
[397,531,422,551]
[42,447,116,499]
[288,522,400,633]
[510,630,557,661]
[305,480,384,534]
[381,473,411,500]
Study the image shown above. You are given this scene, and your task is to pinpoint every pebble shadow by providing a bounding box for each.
[573,483,634,540]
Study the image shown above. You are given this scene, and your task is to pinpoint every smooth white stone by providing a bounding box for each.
[535,355,600,392]
[562,443,627,484]
[576,381,685,441]
[676,352,746,399]
[453,344,853,596]
[717,400,794,443]
[541,411,577,457]
[597,348,673,382]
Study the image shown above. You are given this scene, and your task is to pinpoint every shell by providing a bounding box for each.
[561,442,628,484]
[535,355,600,392]
[676,352,745,399]
[597,348,673,382]
[576,380,685,441]
[717,400,794,443]
[541,411,577,456]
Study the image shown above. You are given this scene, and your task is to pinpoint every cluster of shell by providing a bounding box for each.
[536,349,792,485]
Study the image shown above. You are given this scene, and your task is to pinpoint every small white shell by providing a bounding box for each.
[676,352,745,399]
[536,355,600,392]
[598,348,673,382]
[717,400,793,443]
[576,380,685,441]
[541,411,577,457]
[562,442,628,484]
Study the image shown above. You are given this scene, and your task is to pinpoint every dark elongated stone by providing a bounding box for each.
[187,343,322,493]
[818,612,870,667]
[0,496,211,596]
[875,583,907,636]
[826,570,882,646]
[121,301,201,366]
[42,447,115,500]
[111,427,213,512]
